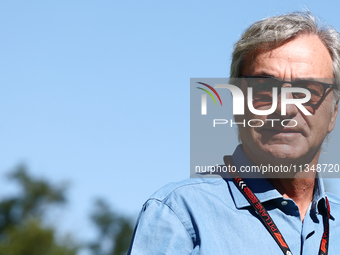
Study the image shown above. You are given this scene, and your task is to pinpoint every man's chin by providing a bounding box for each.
[260,144,304,162]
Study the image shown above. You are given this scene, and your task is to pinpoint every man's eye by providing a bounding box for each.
[296,81,324,96]
[253,84,273,102]
[307,88,321,96]
[254,82,273,91]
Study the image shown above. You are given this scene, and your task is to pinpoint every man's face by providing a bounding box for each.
[239,34,338,166]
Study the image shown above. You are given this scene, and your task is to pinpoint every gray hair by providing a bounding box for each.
[230,11,340,106]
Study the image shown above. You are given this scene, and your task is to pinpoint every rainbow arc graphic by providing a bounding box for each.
[197,82,222,115]
[196,82,222,106]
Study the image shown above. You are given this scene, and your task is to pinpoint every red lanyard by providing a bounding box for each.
[223,156,330,255]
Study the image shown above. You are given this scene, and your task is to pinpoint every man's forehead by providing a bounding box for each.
[242,34,333,78]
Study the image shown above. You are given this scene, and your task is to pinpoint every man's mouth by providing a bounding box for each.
[264,128,300,133]
[260,128,303,137]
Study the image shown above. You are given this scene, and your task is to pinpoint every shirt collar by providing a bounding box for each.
[312,177,330,217]
[227,144,329,217]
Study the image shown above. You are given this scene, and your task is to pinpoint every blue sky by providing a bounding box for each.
[1,0,340,249]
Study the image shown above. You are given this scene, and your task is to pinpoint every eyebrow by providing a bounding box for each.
[252,74,330,82]
[293,77,321,81]
[251,72,275,77]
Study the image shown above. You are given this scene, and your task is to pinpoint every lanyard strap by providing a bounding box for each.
[223,156,330,255]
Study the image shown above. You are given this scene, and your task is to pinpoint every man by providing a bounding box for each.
[128,11,340,254]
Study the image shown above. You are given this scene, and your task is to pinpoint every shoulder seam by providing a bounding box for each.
[146,198,195,242]
[150,178,225,202]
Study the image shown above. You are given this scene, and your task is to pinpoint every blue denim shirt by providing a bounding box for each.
[128,145,340,254]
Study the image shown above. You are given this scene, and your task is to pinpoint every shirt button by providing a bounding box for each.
[281,201,288,206]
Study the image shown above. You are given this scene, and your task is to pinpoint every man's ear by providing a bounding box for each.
[328,101,339,133]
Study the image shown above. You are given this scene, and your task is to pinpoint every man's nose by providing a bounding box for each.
[275,87,299,117]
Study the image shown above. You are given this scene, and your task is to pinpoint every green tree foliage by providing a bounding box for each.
[88,199,134,255]
[0,165,77,255]
[0,219,77,255]
[0,165,135,255]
